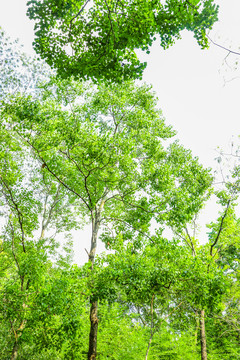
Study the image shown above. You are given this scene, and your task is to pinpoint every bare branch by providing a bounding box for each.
[207,34,240,57]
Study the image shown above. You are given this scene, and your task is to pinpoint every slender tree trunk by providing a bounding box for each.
[9,292,28,360]
[200,309,207,360]
[88,300,99,360]
[145,335,153,360]
[11,341,18,360]
[145,294,155,360]
[10,319,26,360]
[88,201,105,360]
[195,311,199,348]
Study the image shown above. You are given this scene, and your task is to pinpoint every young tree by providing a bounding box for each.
[171,181,240,360]
[0,124,79,359]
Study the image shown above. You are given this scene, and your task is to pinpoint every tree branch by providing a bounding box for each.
[210,200,231,256]
[69,0,91,24]
[0,176,26,253]
[207,34,240,57]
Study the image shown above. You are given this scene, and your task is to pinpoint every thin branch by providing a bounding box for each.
[9,219,21,276]
[104,0,116,46]
[185,226,196,256]
[103,216,154,243]
[211,244,223,261]
[41,184,62,238]
[104,185,139,204]
[9,319,17,341]
[207,34,240,56]
[223,51,232,70]
[59,149,86,176]
[137,312,147,326]
[40,193,49,238]
[173,229,193,251]
[42,161,91,211]
[163,301,184,322]
[111,106,119,134]
[58,149,94,208]
[69,0,90,24]
[20,136,92,212]
[0,176,26,252]
[210,200,231,256]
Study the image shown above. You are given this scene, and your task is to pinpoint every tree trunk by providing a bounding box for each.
[200,309,207,360]
[195,311,199,348]
[145,294,155,360]
[11,341,18,360]
[88,300,99,360]
[88,201,104,360]
[145,335,153,360]
[10,307,27,360]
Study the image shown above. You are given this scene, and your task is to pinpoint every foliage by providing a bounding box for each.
[0,113,81,358]
[27,0,219,82]
[0,28,50,104]
[1,29,240,360]
[4,79,212,250]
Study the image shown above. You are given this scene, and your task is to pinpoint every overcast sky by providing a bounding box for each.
[1,0,240,263]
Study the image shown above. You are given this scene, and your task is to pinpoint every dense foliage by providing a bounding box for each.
[1,5,240,359]
[26,0,219,82]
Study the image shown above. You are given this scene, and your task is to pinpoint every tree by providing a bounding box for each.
[93,238,190,359]
[170,177,240,360]
[0,122,79,359]
[26,0,219,82]
[4,78,212,359]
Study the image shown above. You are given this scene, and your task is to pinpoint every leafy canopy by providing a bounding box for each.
[27,0,219,82]
[4,80,212,245]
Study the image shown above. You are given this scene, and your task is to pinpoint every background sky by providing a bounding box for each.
[1,0,240,263]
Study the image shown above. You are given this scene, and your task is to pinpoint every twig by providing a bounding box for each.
[207,34,240,56]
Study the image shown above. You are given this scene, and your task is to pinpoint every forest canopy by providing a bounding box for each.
[1,2,240,359]
[26,0,219,82]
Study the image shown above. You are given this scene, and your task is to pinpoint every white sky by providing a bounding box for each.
[1,0,240,263]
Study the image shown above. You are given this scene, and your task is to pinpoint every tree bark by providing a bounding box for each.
[88,201,104,360]
[88,300,99,360]
[195,311,199,347]
[10,320,26,360]
[11,341,18,360]
[10,302,28,360]
[200,309,207,360]
[145,294,155,360]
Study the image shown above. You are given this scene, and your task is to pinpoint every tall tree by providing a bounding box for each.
[4,79,212,359]
[0,123,78,359]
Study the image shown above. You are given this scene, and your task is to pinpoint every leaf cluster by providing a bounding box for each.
[26,0,219,82]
